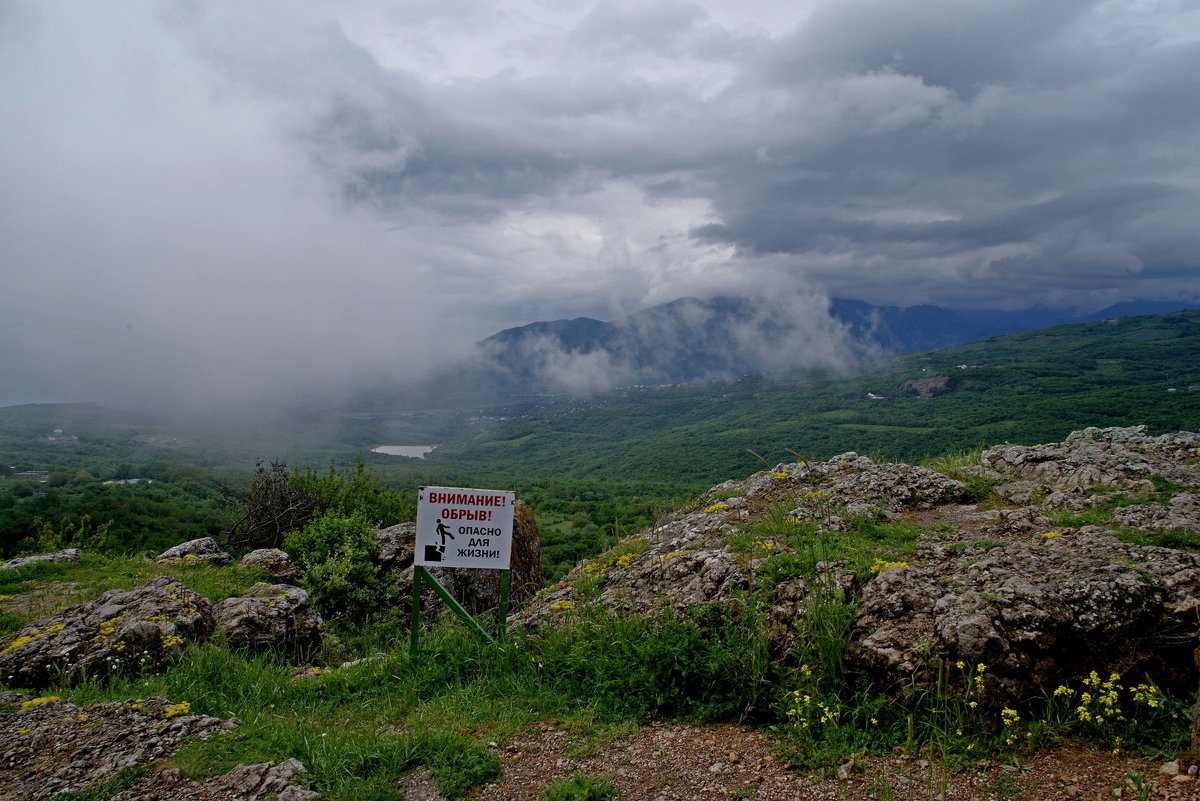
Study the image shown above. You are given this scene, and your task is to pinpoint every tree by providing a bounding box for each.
[225,461,317,551]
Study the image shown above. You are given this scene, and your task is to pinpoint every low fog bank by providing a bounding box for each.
[469,291,863,397]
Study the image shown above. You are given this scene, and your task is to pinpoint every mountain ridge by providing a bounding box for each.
[477,295,1200,394]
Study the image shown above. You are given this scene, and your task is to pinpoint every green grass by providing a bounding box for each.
[19,602,779,799]
[543,774,622,801]
[0,553,270,637]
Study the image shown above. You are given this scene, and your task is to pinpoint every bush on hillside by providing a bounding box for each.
[284,511,401,624]
[226,460,317,552]
[227,460,411,553]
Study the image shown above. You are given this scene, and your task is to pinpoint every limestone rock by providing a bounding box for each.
[0,576,215,689]
[240,547,303,583]
[1,548,80,571]
[216,583,323,662]
[848,530,1200,701]
[522,453,965,628]
[1113,493,1200,531]
[117,758,321,801]
[0,695,230,800]
[155,537,231,565]
[982,425,1200,490]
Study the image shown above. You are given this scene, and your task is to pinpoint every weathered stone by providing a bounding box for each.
[982,425,1200,490]
[979,506,1052,538]
[216,583,322,662]
[112,758,320,800]
[521,453,965,629]
[0,548,80,571]
[0,576,215,689]
[0,695,230,800]
[239,547,303,583]
[1113,493,1200,532]
[190,758,318,800]
[848,530,1200,701]
[156,537,231,565]
[759,453,968,514]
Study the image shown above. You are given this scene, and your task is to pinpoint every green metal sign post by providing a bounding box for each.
[409,485,517,657]
[409,565,511,656]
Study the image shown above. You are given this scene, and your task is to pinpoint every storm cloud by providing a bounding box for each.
[2,0,1198,408]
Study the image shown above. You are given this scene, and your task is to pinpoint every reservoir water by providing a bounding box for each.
[371,445,439,458]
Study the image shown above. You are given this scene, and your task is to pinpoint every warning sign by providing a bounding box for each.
[415,486,516,570]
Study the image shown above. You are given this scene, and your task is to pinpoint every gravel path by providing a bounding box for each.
[479,721,1200,801]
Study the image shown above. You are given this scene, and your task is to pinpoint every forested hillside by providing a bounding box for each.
[429,311,1200,483]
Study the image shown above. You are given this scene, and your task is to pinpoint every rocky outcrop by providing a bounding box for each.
[0,694,232,800]
[116,758,319,801]
[1113,493,1200,531]
[0,576,215,689]
[522,452,966,628]
[848,530,1200,701]
[239,547,303,583]
[717,451,968,516]
[518,426,1200,708]
[216,583,322,661]
[981,425,1200,490]
[377,501,543,616]
[1,548,80,571]
[155,537,231,565]
[0,692,318,801]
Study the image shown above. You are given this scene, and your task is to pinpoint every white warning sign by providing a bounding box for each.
[415,486,516,570]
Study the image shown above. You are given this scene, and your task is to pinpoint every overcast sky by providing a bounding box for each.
[2,0,1198,408]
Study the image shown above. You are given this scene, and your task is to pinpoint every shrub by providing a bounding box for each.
[292,461,412,527]
[285,512,400,624]
[226,461,317,551]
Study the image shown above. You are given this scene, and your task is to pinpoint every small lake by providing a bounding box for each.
[371,445,439,458]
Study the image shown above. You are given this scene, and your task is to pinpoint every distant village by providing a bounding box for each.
[1,427,150,485]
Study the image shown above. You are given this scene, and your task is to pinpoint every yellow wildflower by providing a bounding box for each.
[163,702,191,719]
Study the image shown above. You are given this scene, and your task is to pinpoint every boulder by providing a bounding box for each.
[848,529,1200,702]
[239,548,303,583]
[0,576,215,689]
[216,584,322,661]
[155,537,231,565]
